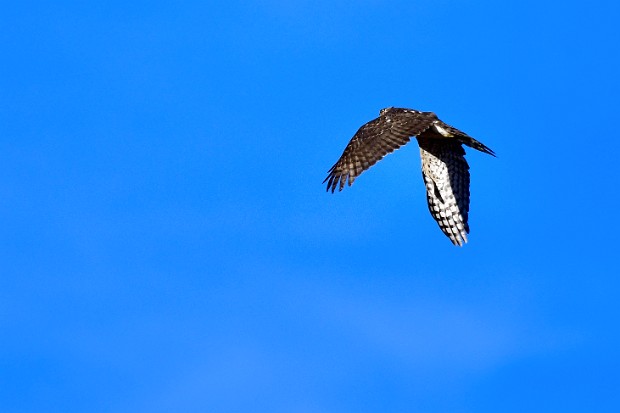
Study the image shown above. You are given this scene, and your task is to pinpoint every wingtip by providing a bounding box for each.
[452,237,467,247]
[447,228,469,246]
[323,173,343,193]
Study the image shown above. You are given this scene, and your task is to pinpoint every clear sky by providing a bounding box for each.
[2,1,620,412]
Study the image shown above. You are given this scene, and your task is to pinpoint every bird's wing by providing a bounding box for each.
[324,110,437,192]
[418,137,471,246]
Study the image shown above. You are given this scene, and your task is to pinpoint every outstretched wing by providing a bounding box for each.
[324,109,437,192]
[418,137,471,246]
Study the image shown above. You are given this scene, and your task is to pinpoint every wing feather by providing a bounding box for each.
[418,137,471,246]
[324,110,437,192]
[323,107,494,246]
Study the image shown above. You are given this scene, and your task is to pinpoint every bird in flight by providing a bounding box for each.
[324,107,495,246]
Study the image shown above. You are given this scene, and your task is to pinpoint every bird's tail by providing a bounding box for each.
[439,122,496,156]
[459,136,496,157]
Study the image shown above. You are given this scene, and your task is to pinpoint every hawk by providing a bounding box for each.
[324,107,495,246]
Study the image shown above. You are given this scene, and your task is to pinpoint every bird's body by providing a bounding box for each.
[324,107,495,246]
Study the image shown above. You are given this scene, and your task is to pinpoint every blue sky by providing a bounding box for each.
[1,1,620,412]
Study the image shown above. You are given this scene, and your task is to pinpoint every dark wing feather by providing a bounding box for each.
[324,110,437,192]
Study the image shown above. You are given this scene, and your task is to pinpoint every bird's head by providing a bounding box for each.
[379,107,395,116]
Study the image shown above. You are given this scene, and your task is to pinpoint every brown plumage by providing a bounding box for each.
[324,107,495,246]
